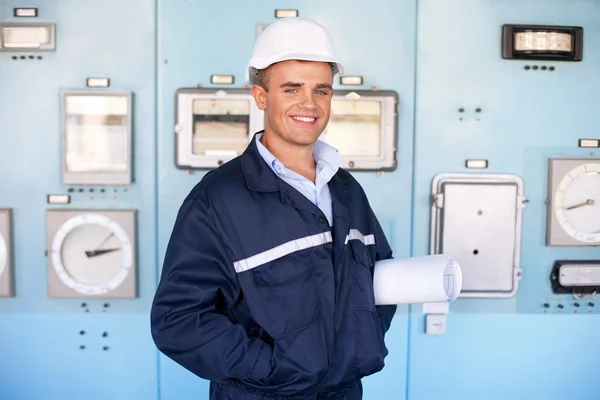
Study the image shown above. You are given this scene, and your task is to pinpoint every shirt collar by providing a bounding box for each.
[255,132,340,181]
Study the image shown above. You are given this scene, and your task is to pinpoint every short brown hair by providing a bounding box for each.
[257,66,273,91]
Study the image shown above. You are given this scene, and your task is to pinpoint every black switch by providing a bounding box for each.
[543,303,550,308]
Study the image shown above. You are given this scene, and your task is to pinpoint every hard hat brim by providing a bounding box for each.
[247,53,344,85]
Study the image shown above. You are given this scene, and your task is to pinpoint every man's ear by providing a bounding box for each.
[251,85,267,111]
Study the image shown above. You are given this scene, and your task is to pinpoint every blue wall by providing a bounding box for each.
[0,0,599,399]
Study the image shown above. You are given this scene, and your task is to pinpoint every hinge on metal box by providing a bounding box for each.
[517,196,528,209]
[432,193,444,208]
[514,267,523,280]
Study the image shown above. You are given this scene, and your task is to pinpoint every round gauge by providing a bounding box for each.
[50,213,133,295]
[0,232,6,278]
[554,163,600,243]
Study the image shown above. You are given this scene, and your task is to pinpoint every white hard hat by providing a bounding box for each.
[246,17,344,85]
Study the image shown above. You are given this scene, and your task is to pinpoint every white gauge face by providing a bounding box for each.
[192,99,250,156]
[0,233,6,278]
[514,31,572,52]
[320,99,382,157]
[64,95,129,173]
[51,214,133,295]
[554,163,600,243]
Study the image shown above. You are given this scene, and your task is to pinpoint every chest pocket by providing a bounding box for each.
[349,240,376,311]
[246,248,321,338]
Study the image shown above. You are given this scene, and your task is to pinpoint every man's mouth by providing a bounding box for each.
[291,115,318,124]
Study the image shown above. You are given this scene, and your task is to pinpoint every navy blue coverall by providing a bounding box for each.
[150,132,397,399]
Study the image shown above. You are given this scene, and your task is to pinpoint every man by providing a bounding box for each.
[150,17,397,400]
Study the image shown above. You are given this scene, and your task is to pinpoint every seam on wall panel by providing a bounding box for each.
[407,0,421,399]
[153,0,161,399]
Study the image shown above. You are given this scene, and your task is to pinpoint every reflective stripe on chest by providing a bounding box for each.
[232,229,375,273]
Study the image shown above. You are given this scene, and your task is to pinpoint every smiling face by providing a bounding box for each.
[252,59,334,148]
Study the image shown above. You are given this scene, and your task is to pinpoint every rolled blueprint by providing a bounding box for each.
[373,254,462,305]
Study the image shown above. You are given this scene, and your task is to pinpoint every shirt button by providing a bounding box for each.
[319,216,327,224]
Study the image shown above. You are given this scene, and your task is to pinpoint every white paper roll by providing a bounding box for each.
[373,254,462,305]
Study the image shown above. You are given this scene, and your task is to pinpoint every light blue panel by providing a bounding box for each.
[156,1,415,399]
[409,0,600,399]
[412,0,600,315]
[408,314,600,400]
[0,314,158,400]
[0,0,158,399]
[0,0,157,312]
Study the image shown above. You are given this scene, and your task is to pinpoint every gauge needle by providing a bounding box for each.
[566,199,594,210]
[85,248,121,258]
[85,233,119,257]
[94,232,115,250]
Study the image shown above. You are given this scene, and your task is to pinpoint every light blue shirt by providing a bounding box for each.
[255,133,340,226]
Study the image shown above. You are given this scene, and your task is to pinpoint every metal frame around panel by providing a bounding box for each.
[174,88,264,169]
[0,208,14,297]
[0,22,56,52]
[430,173,526,298]
[325,90,399,171]
[60,90,133,186]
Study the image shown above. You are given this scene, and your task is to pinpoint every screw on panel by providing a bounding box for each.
[102,332,108,338]
[524,65,530,70]
[103,346,110,351]
[549,66,555,71]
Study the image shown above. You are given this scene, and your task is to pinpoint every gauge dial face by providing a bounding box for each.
[554,163,600,243]
[50,213,133,295]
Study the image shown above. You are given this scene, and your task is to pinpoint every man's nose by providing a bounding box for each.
[299,91,317,108]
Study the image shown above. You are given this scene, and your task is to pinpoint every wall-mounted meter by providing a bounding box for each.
[174,88,263,169]
[319,90,398,171]
[546,158,600,246]
[0,23,55,51]
[46,209,137,298]
[61,91,133,186]
[0,209,14,298]
[430,173,526,299]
